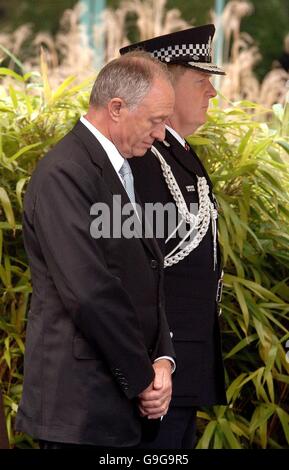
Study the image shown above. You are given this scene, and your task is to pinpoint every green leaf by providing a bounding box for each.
[0,187,15,228]
[3,336,11,369]
[277,140,289,153]
[238,368,263,389]
[253,317,267,345]
[250,404,275,435]
[265,371,275,403]
[16,178,29,208]
[9,85,18,109]
[23,72,34,82]
[230,420,250,439]
[238,128,254,162]
[213,428,224,449]
[4,254,12,287]
[226,274,285,303]
[197,420,217,449]
[0,45,25,71]
[187,136,211,146]
[218,418,242,449]
[0,228,2,265]
[276,407,289,444]
[233,281,250,333]
[259,420,268,449]
[51,76,76,102]
[225,334,258,360]
[196,411,210,421]
[0,67,24,82]
[0,222,22,230]
[8,142,42,163]
[226,373,248,402]
[218,217,230,265]
[14,336,25,354]
[274,373,289,385]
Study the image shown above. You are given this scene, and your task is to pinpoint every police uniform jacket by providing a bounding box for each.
[130,129,226,407]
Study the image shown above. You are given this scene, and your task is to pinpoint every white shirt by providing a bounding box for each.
[166,125,186,148]
[80,116,176,374]
[80,116,125,185]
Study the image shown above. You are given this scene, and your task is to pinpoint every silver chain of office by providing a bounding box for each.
[151,145,218,269]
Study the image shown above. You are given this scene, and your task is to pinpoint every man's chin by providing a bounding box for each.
[133,148,150,157]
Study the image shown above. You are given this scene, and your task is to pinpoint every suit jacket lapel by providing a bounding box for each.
[135,192,164,264]
[71,120,162,262]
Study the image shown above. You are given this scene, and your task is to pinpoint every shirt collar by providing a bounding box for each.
[80,116,124,174]
[165,125,186,148]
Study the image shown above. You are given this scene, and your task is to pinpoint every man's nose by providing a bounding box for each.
[208,81,217,98]
[151,122,166,142]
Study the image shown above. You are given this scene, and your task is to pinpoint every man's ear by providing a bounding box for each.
[108,98,125,122]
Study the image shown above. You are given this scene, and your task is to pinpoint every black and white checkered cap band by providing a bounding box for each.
[152,43,211,62]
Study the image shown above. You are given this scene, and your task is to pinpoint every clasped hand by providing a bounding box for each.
[138,359,172,419]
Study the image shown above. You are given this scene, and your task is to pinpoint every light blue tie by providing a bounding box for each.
[119,159,136,203]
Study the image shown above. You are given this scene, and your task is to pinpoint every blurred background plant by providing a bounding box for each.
[187,98,289,448]
[0,55,92,448]
[0,0,289,449]
[0,0,288,105]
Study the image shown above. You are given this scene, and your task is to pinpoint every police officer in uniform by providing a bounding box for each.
[120,25,227,448]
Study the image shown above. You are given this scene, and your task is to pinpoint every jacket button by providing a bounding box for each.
[170,331,173,338]
[150,259,158,269]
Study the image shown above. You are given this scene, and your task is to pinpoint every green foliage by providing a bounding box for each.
[242,0,289,79]
[0,59,288,448]
[187,98,289,448]
[2,0,289,79]
[0,58,91,447]
[0,0,78,34]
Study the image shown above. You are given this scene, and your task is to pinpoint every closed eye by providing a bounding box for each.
[151,117,166,124]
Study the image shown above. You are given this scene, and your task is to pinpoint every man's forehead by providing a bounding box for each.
[141,80,174,104]
[185,69,212,80]
[151,76,174,93]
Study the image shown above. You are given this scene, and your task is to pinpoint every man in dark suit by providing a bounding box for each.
[15,51,176,448]
[120,25,227,448]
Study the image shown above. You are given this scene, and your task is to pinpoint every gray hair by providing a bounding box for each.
[167,64,189,84]
[89,50,171,109]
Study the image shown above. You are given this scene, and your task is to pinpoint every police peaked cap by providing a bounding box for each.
[120,24,225,75]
